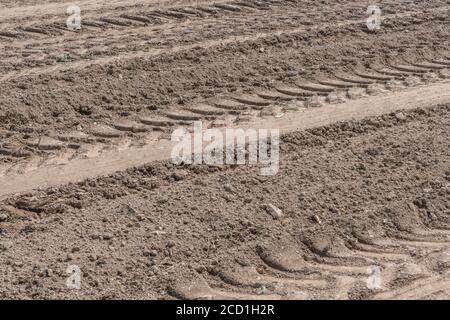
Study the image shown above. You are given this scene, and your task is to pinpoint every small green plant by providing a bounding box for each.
[56,52,72,63]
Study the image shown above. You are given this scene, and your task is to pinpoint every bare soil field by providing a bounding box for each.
[0,0,449,300]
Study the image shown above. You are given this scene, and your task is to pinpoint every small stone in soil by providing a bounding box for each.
[265,204,283,219]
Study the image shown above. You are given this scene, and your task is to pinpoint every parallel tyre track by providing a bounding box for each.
[0,3,448,77]
[170,232,450,300]
[1,77,449,197]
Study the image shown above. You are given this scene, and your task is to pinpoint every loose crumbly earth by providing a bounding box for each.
[0,105,449,299]
[0,0,449,164]
[0,0,449,300]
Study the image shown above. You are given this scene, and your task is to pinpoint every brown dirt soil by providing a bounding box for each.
[0,0,449,300]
